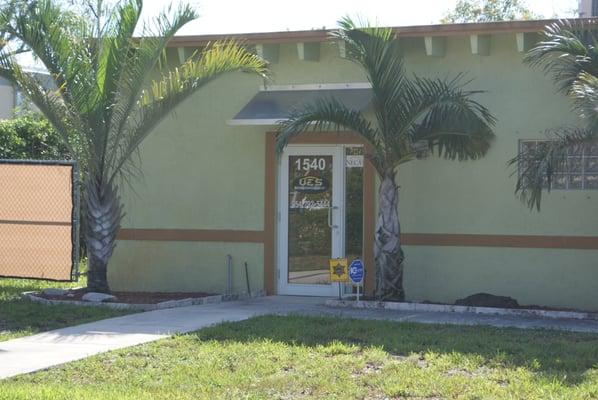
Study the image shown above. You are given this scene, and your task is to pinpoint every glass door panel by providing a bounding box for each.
[278,145,343,296]
[288,155,333,285]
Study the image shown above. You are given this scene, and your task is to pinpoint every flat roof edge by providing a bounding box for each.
[168,18,595,47]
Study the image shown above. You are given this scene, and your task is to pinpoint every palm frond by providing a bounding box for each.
[335,16,393,47]
[277,96,383,172]
[524,20,598,94]
[108,40,268,183]
[277,17,494,175]
[508,128,596,210]
[333,16,407,145]
[570,71,598,130]
[104,1,198,178]
[96,0,142,121]
[7,0,94,110]
[409,75,496,160]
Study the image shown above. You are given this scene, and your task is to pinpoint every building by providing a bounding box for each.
[109,19,598,311]
[0,70,53,119]
[579,0,598,17]
[0,76,16,119]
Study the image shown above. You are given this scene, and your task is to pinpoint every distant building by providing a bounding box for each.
[579,0,598,17]
[0,77,16,119]
[0,70,52,119]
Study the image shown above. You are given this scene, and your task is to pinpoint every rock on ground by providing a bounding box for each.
[81,292,117,303]
[41,288,68,296]
[455,293,519,309]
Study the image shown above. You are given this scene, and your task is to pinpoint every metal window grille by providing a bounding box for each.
[0,159,80,281]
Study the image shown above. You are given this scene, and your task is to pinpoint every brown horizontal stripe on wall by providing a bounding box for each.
[117,229,598,250]
[117,229,265,243]
[401,233,598,250]
[0,219,71,227]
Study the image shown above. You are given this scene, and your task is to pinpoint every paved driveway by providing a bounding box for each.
[2,295,598,379]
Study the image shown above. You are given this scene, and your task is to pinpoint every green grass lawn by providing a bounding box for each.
[2,315,598,399]
[0,275,132,342]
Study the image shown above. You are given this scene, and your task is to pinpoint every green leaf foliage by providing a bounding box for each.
[0,113,71,160]
[441,0,539,24]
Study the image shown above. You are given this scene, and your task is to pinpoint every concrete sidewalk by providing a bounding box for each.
[3,295,598,379]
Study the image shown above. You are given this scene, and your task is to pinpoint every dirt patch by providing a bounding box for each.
[37,288,214,304]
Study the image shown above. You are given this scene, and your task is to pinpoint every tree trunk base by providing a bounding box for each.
[374,171,405,301]
[85,176,123,293]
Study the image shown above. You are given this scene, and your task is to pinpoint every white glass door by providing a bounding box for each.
[277,145,344,296]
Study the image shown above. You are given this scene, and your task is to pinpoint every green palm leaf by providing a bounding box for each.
[278,96,383,173]
[278,17,495,172]
[110,40,268,183]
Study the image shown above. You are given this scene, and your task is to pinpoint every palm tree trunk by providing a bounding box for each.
[85,175,123,293]
[374,169,405,301]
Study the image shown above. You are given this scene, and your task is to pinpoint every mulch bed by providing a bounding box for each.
[37,288,213,304]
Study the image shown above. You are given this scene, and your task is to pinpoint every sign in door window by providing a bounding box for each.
[288,156,333,285]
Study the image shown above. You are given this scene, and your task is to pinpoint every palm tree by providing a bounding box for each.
[0,0,267,292]
[509,20,598,210]
[277,18,496,301]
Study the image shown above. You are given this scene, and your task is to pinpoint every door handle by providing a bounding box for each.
[327,205,338,228]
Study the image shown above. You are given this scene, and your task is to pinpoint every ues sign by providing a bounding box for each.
[293,175,329,193]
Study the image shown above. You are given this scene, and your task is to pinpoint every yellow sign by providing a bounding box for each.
[329,258,348,282]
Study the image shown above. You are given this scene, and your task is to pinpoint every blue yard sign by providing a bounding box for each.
[349,259,364,284]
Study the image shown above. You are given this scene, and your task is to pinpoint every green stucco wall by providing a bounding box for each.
[110,241,263,294]
[403,246,598,311]
[109,33,598,310]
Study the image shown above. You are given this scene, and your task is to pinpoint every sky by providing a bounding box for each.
[138,0,579,36]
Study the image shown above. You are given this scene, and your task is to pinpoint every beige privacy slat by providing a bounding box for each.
[0,164,72,222]
[0,163,74,280]
[0,224,72,280]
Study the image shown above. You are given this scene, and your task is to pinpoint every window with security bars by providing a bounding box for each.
[519,140,598,190]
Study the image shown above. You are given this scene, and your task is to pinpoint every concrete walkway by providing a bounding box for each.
[3,295,598,379]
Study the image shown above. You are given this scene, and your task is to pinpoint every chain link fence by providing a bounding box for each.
[0,160,79,281]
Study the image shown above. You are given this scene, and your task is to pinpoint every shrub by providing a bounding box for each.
[0,113,71,160]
